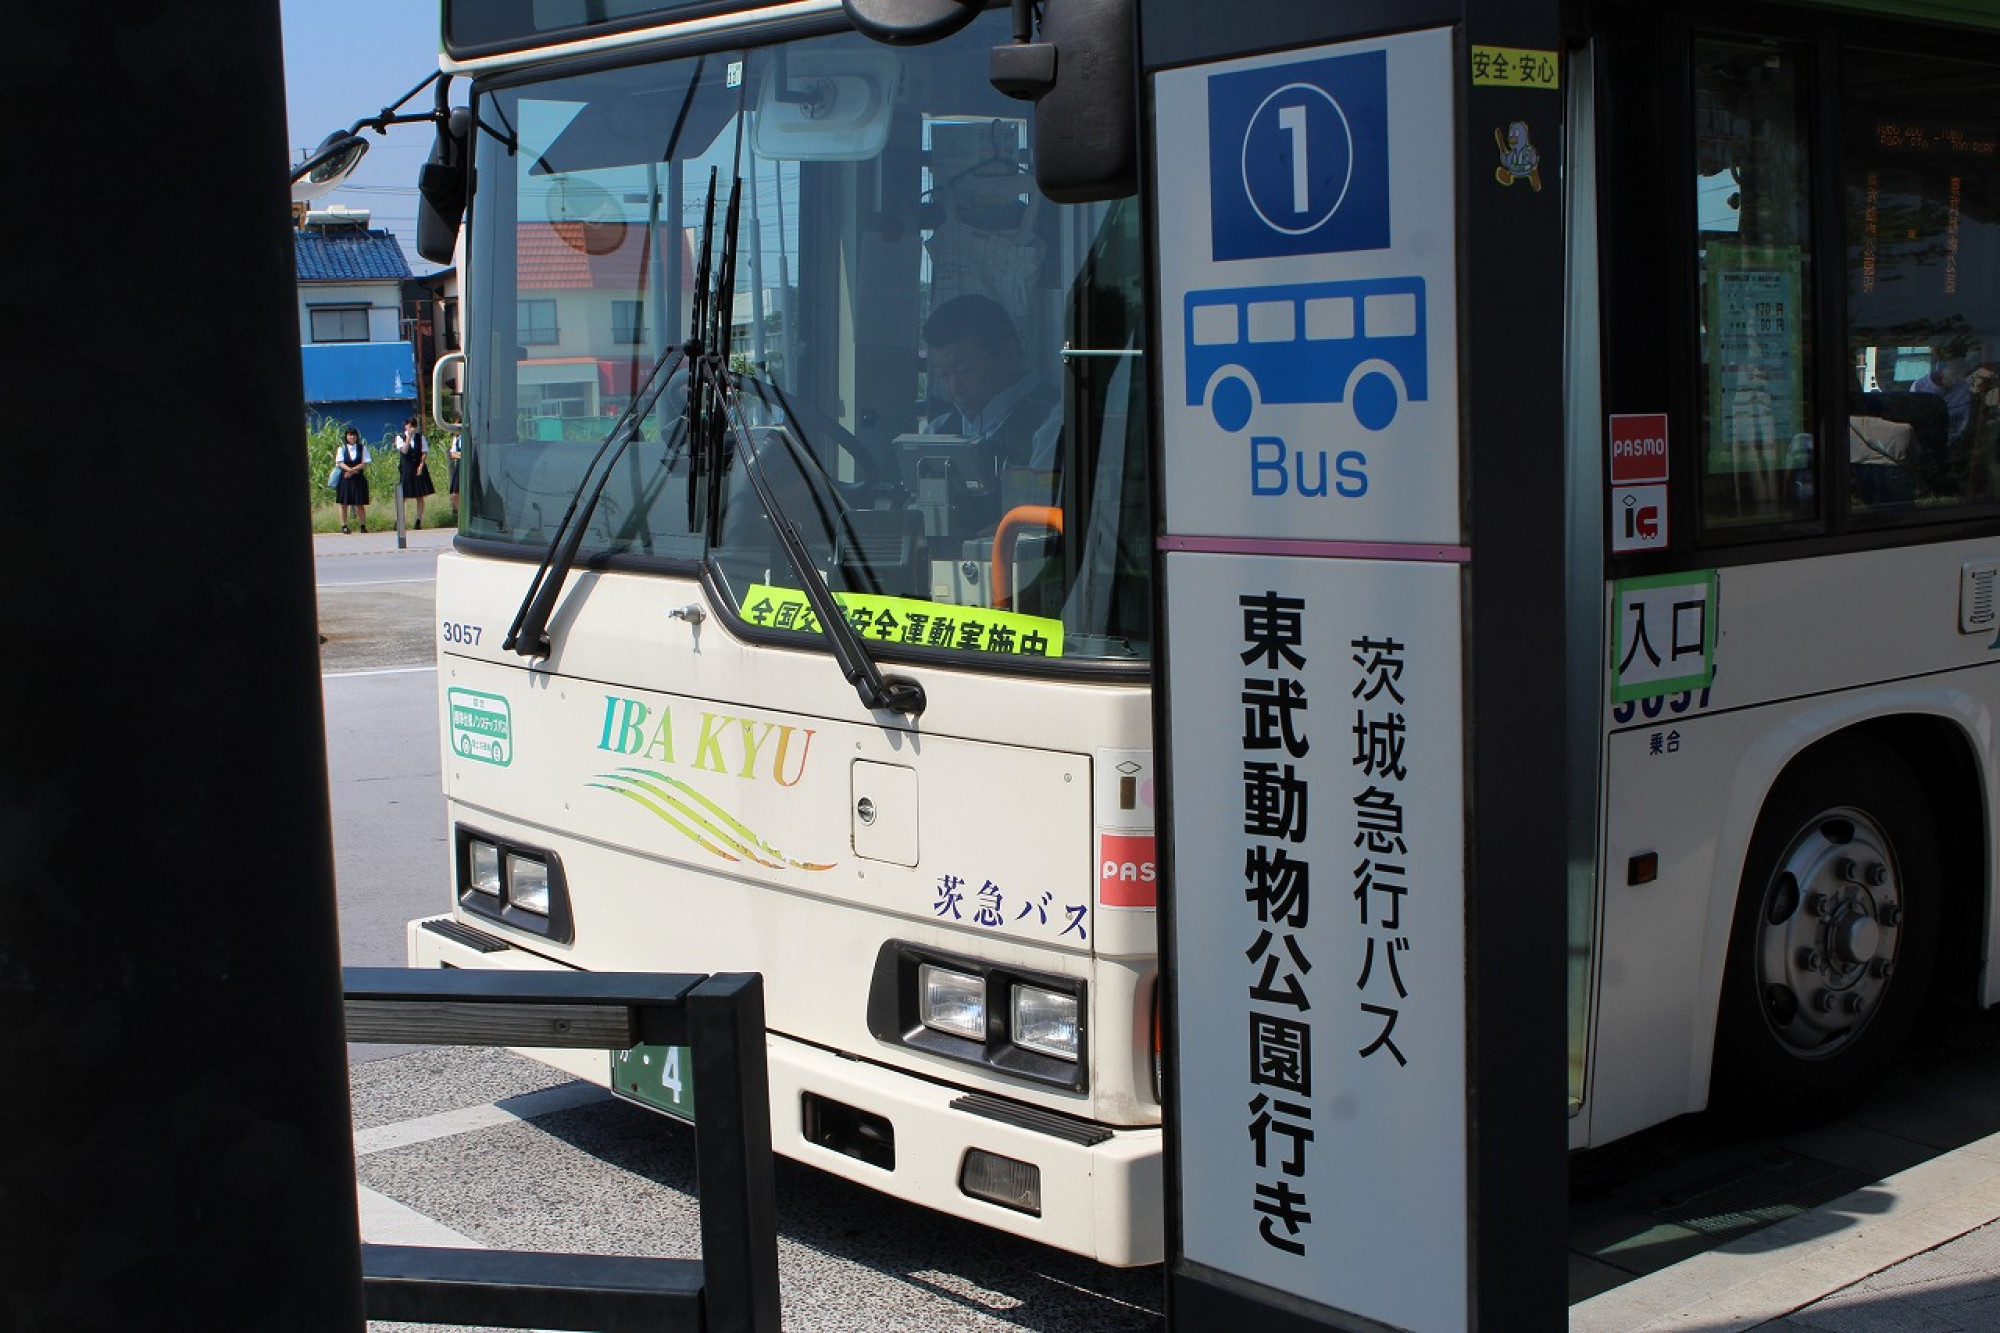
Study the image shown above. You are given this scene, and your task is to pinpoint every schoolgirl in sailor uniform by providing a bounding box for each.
[334,428,371,533]
[396,417,436,528]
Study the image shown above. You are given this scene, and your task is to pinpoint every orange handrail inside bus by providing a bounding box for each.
[992,505,1064,611]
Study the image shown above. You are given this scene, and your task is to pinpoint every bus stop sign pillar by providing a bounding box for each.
[1146,1,1568,1327]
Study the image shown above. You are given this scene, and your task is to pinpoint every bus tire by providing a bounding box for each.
[1709,737,1939,1124]
[1207,372,1257,434]
[1349,369,1400,432]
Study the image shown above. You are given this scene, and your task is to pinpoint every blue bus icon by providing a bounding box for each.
[1185,276,1427,433]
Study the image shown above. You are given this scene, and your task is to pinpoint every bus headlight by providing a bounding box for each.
[919,964,987,1041]
[506,853,551,916]
[1011,984,1079,1062]
[455,825,573,944]
[468,839,502,896]
[868,943,1086,1092]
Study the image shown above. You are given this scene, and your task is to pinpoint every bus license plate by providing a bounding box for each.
[611,1043,695,1123]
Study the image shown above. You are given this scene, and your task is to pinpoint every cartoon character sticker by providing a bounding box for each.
[1494,121,1542,191]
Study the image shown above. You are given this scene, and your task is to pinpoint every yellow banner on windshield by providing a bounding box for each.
[741,584,1065,659]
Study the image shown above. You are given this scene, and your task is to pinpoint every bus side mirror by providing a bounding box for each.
[840,0,981,44]
[991,0,1136,203]
[416,106,472,267]
[291,131,370,204]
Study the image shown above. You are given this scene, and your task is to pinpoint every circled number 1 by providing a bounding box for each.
[1279,104,1309,214]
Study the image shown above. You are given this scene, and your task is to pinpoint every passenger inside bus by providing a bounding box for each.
[1910,346,1990,449]
[1849,339,2000,511]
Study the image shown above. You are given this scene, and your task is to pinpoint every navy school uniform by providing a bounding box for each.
[399,430,436,499]
[334,441,371,506]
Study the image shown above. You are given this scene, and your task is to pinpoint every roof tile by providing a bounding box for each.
[295,228,414,282]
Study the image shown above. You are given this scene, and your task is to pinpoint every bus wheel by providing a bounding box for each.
[1208,373,1256,433]
[1710,738,1939,1123]
[1350,370,1400,432]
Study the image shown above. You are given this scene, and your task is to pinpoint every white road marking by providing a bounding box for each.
[354,1080,614,1278]
[323,577,439,587]
[353,1081,611,1158]
[358,1184,487,1248]
[322,665,440,680]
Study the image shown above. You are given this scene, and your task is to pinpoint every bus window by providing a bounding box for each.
[1843,52,2000,518]
[1366,290,1418,339]
[1304,297,1354,340]
[1247,301,1294,342]
[1694,38,1817,531]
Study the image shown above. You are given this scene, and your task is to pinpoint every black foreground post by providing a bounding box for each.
[1,4,366,1330]
[343,968,783,1333]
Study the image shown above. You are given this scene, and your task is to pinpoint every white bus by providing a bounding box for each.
[397,0,2000,1271]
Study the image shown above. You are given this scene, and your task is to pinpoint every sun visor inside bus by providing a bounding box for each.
[527,76,740,177]
[754,50,900,160]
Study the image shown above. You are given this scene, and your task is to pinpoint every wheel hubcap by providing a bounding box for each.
[1755,809,1901,1058]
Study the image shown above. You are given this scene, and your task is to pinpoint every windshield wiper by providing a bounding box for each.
[710,373,926,716]
[502,341,688,657]
[688,178,925,717]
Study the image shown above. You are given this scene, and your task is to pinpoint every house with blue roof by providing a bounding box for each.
[294,209,417,444]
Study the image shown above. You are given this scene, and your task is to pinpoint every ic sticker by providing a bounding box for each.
[1099,831,1157,907]
[1207,51,1390,261]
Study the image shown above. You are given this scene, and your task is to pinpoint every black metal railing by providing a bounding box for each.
[344,967,781,1332]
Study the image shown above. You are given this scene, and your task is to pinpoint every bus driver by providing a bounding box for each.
[921,293,1058,474]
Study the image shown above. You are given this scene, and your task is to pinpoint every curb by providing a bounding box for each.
[1572,1130,2000,1331]
[314,528,459,556]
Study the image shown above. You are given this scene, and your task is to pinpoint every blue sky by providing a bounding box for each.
[281,1,453,268]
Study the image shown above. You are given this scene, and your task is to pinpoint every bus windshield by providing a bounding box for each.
[459,17,1151,666]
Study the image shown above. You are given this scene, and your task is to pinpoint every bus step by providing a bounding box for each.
[950,1092,1114,1146]
[420,916,510,953]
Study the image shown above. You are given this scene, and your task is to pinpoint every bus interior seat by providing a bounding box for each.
[1851,391,1951,507]
[1857,391,1948,455]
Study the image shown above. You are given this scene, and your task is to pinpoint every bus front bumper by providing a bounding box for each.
[407,914,1165,1267]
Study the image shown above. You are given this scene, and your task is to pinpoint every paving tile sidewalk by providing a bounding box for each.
[1760,1221,2000,1331]
[1572,1130,2000,1332]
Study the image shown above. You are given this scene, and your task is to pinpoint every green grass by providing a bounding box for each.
[307,413,460,533]
[308,503,458,535]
